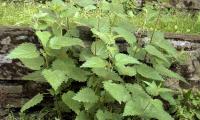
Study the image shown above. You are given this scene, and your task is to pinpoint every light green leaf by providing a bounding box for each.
[152,32,176,56]
[96,109,113,120]
[62,91,81,114]
[81,57,108,68]
[73,88,99,103]
[75,0,95,7]
[92,68,122,81]
[154,65,185,82]
[113,27,136,45]
[79,48,94,61]
[115,53,140,65]
[75,111,90,120]
[7,43,40,59]
[91,40,109,59]
[52,59,88,82]
[49,36,85,49]
[22,71,45,82]
[116,64,136,76]
[91,28,114,45]
[103,81,131,103]
[36,31,51,48]
[21,56,44,70]
[145,45,168,63]
[42,69,66,91]
[136,64,164,81]
[21,93,43,113]
[160,92,176,105]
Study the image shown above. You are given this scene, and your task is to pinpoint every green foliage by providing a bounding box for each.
[7,0,191,119]
[20,93,44,113]
[172,90,200,120]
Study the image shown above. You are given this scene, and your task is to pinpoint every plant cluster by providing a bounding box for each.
[7,0,193,120]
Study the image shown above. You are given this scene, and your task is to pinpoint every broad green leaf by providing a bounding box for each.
[154,65,185,82]
[81,57,108,68]
[96,109,113,120]
[7,43,40,59]
[75,0,95,7]
[49,36,85,49]
[91,28,114,45]
[21,93,43,113]
[21,56,44,70]
[160,92,176,105]
[144,99,174,120]
[103,81,131,103]
[79,48,94,61]
[115,53,140,65]
[52,59,88,82]
[113,27,136,45]
[152,32,176,56]
[42,69,66,91]
[92,68,122,81]
[36,31,51,48]
[22,71,45,82]
[91,40,109,59]
[73,88,99,103]
[116,64,136,76]
[62,91,81,114]
[75,111,90,120]
[107,44,119,57]
[145,45,168,63]
[136,64,164,81]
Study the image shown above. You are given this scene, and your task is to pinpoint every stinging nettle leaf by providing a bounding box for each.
[91,40,109,59]
[154,65,186,82]
[22,71,46,82]
[103,81,131,103]
[36,31,51,48]
[7,43,40,59]
[92,68,122,81]
[115,53,140,65]
[42,69,66,91]
[112,27,136,45]
[49,36,85,49]
[81,57,108,68]
[21,93,43,113]
[62,91,81,114]
[136,64,164,81]
[145,45,168,63]
[21,56,44,70]
[73,88,99,103]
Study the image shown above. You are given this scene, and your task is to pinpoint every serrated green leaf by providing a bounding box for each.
[154,65,186,82]
[113,27,136,45]
[75,0,95,7]
[152,32,176,56]
[75,111,90,120]
[7,43,40,59]
[42,69,66,91]
[96,109,113,120]
[73,88,99,103]
[21,56,44,70]
[136,64,164,81]
[92,68,122,81]
[115,53,140,65]
[91,40,109,59]
[160,92,176,105]
[116,64,136,76]
[145,45,168,63]
[22,71,45,82]
[81,57,108,68]
[103,81,131,103]
[91,28,114,45]
[79,48,94,61]
[21,93,43,113]
[36,31,51,48]
[62,91,81,114]
[49,36,85,49]
[52,59,89,82]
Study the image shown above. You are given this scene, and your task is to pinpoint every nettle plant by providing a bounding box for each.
[7,0,186,119]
